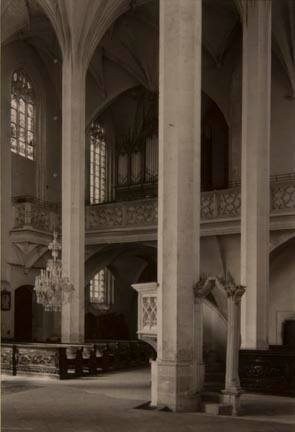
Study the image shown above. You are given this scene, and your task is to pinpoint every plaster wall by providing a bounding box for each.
[269,239,295,345]
[229,57,295,182]
[12,155,35,196]
[2,41,61,203]
[270,59,295,175]
[203,300,227,363]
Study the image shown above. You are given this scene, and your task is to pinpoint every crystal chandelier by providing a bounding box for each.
[34,232,74,312]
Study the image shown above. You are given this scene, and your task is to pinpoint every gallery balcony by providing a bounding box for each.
[10,173,295,245]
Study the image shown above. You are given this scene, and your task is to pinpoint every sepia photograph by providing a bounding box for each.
[1,0,295,431]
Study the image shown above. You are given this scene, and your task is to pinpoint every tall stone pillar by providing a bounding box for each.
[61,54,86,343]
[240,0,272,349]
[156,0,202,412]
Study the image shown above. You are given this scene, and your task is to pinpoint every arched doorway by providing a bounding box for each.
[14,285,33,341]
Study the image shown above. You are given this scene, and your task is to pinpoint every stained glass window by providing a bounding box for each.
[90,122,106,204]
[10,71,35,160]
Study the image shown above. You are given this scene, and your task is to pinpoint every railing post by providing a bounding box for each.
[12,345,17,376]
[122,202,127,227]
[213,191,218,218]
[58,347,67,380]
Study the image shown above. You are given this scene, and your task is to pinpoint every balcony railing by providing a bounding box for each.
[12,199,60,232]
[11,175,295,233]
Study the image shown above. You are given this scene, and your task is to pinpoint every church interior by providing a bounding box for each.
[1,0,295,430]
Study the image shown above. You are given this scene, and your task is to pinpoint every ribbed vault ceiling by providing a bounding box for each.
[1,0,295,117]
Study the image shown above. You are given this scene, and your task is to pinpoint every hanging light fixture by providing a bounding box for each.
[34,232,74,312]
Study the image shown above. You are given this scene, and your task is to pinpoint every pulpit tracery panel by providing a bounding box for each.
[142,295,157,332]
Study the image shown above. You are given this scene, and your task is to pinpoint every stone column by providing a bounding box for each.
[217,275,245,416]
[61,53,86,343]
[156,0,202,412]
[240,0,272,350]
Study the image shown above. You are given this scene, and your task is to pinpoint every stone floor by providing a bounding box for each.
[2,368,295,432]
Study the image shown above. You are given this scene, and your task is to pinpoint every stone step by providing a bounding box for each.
[202,402,233,416]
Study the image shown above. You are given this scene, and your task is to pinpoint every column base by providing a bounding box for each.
[222,388,243,416]
[156,360,201,412]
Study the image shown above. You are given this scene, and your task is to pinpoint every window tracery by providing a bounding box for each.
[10,70,35,160]
[90,122,106,204]
[89,268,114,310]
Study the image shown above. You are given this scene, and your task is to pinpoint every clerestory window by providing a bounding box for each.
[90,122,106,204]
[10,70,35,161]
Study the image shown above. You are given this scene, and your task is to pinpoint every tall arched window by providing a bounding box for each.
[10,70,35,160]
[90,122,106,204]
[89,268,114,310]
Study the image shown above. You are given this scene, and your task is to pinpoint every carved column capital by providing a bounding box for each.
[216,272,246,304]
[225,285,246,303]
[194,274,216,300]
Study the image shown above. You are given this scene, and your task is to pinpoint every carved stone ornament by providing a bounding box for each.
[12,175,295,235]
[216,271,246,303]
[194,273,216,299]
[142,296,157,330]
